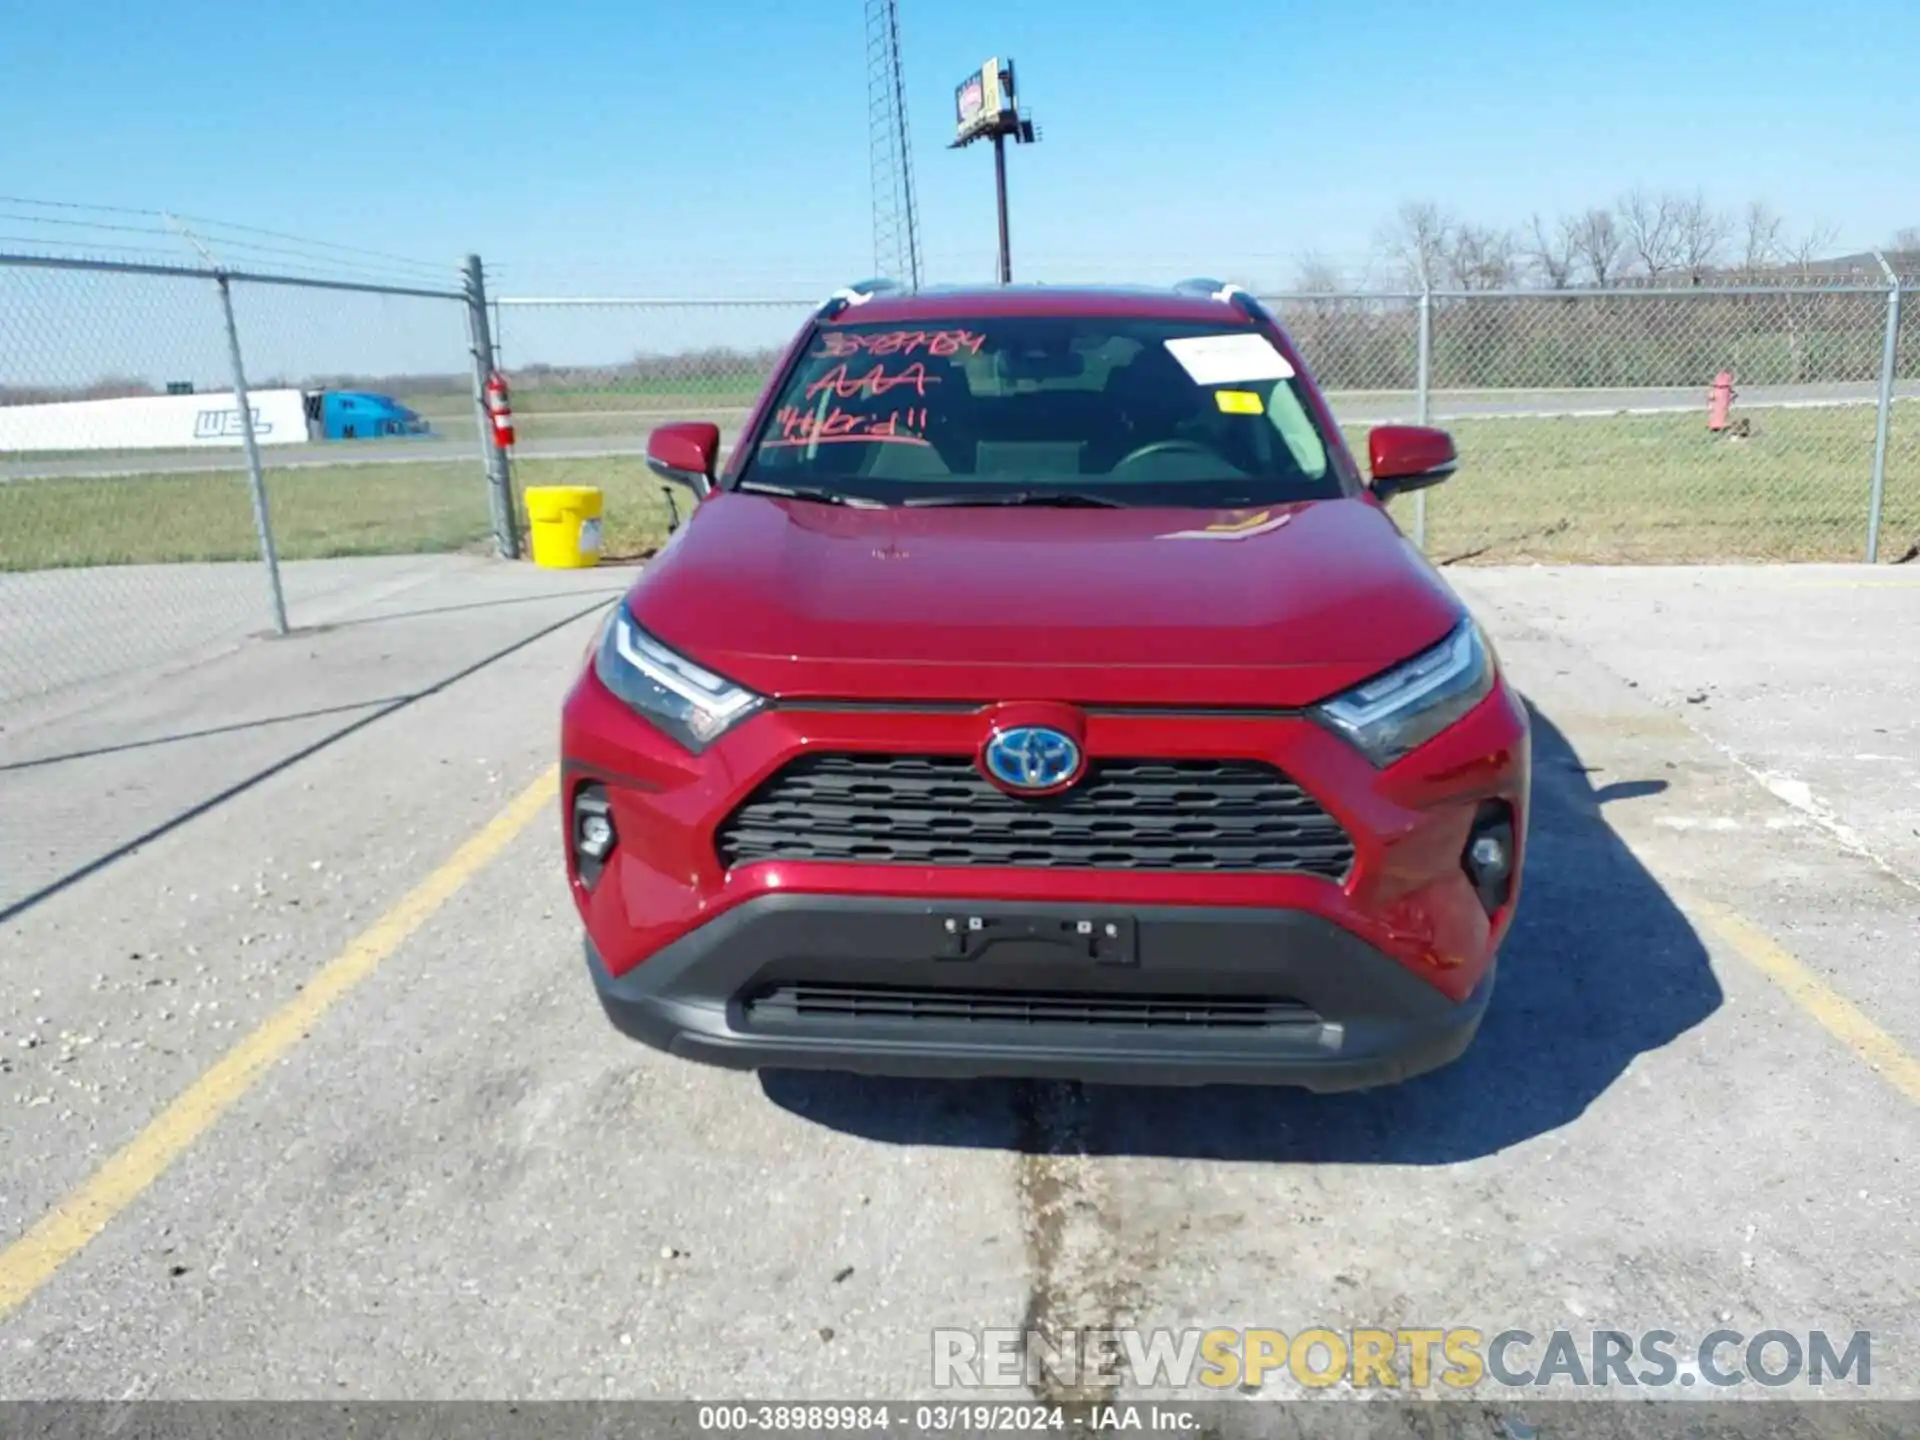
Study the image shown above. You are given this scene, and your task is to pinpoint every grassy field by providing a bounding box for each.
[2,405,1914,572]
[1368,402,1919,563]
[0,455,680,572]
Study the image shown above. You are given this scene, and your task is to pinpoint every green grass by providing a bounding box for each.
[1364,402,1920,563]
[0,455,680,572]
[2,406,1915,572]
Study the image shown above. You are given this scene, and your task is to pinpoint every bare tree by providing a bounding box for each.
[1442,224,1519,290]
[1784,220,1841,276]
[1525,213,1578,289]
[1568,207,1624,286]
[1376,199,1452,289]
[1349,193,1857,292]
[1893,225,1920,252]
[1740,201,1786,274]
[1774,220,1843,384]
[1619,187,1683,281]
[1672,189,1729,283]
[1291,252,1346,295]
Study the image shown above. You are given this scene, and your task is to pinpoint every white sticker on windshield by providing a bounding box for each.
[1164,332,1296,386]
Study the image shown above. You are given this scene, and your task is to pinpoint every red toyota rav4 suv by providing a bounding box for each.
[559,278,1530,1091]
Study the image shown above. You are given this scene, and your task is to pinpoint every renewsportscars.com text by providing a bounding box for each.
[931,1326,1873,1392]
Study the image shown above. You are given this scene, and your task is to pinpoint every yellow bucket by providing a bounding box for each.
[524,485,604,569]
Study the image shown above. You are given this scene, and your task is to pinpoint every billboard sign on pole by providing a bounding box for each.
[953,58,1005,145]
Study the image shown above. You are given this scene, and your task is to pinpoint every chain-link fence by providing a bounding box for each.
[489,297,817,561]
[493,281,1918,567]
[1273,283,1918,564]
[1,261,275,717]
[6,260,1916,728]
[1891,284,1920,563]
[222,273,494,570]
[0,253,502,725]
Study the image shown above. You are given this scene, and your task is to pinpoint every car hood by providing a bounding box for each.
[628,493,1467,707]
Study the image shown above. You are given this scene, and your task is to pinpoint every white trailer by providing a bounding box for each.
[0,389,315,453]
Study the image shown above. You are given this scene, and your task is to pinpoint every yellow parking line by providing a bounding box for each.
[0,764,561,1322]
[1689,897,1920,1107]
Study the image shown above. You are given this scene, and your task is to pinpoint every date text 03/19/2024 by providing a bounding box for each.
[694,1403,1204,1433]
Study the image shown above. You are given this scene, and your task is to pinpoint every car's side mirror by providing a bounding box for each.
[1367,424,1457,502]
[646,421,720,498]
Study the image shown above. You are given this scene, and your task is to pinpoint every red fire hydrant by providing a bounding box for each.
[1708,370,1736,432]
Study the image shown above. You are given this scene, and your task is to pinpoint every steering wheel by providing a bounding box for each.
[1112,437,1215,470]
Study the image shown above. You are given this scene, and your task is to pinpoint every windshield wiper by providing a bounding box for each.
[734,480,884,508]
[902,489,1131,509]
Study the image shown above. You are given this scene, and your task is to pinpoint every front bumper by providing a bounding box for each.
[585,894,1495,1092]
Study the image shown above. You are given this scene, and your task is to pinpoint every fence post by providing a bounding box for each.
[1867,252,1900,564]
[463,253,520,560]
[214,273,289,636]
[1413,276,1433,548]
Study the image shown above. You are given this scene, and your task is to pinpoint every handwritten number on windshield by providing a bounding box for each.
[814,329,985,358]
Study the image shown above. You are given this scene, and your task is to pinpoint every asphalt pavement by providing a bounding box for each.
[0,563,1916,1406]
[0,556,634,920]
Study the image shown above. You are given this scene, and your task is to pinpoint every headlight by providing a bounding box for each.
[592,605,764,753]
[1314,618,1494,766]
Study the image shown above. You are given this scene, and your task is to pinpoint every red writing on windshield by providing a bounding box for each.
[815,329,985,358]
[804,361,940,402]
[762,404,931,447]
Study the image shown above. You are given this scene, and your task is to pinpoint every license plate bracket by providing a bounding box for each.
[934,912,1139,967]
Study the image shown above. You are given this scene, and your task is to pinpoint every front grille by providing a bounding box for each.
[714,754,1353,876]
[745,983,1321,1032]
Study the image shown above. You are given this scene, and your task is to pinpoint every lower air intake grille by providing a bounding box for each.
[714,754,1353,876]
[744,984,1321,1032]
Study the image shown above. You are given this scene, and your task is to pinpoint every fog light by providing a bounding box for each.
[1468,833,1508,875]
[572,785,616,888]
[578,811,614,859]
[1462,801,1516,916]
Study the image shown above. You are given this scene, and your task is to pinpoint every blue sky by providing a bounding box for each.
[4,0,1915,300]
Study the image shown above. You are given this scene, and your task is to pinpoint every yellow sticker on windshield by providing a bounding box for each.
[1215,389,1264,415]
[1206,509,1273,532]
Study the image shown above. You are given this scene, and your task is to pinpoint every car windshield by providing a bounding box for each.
[735,314,1345,507]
